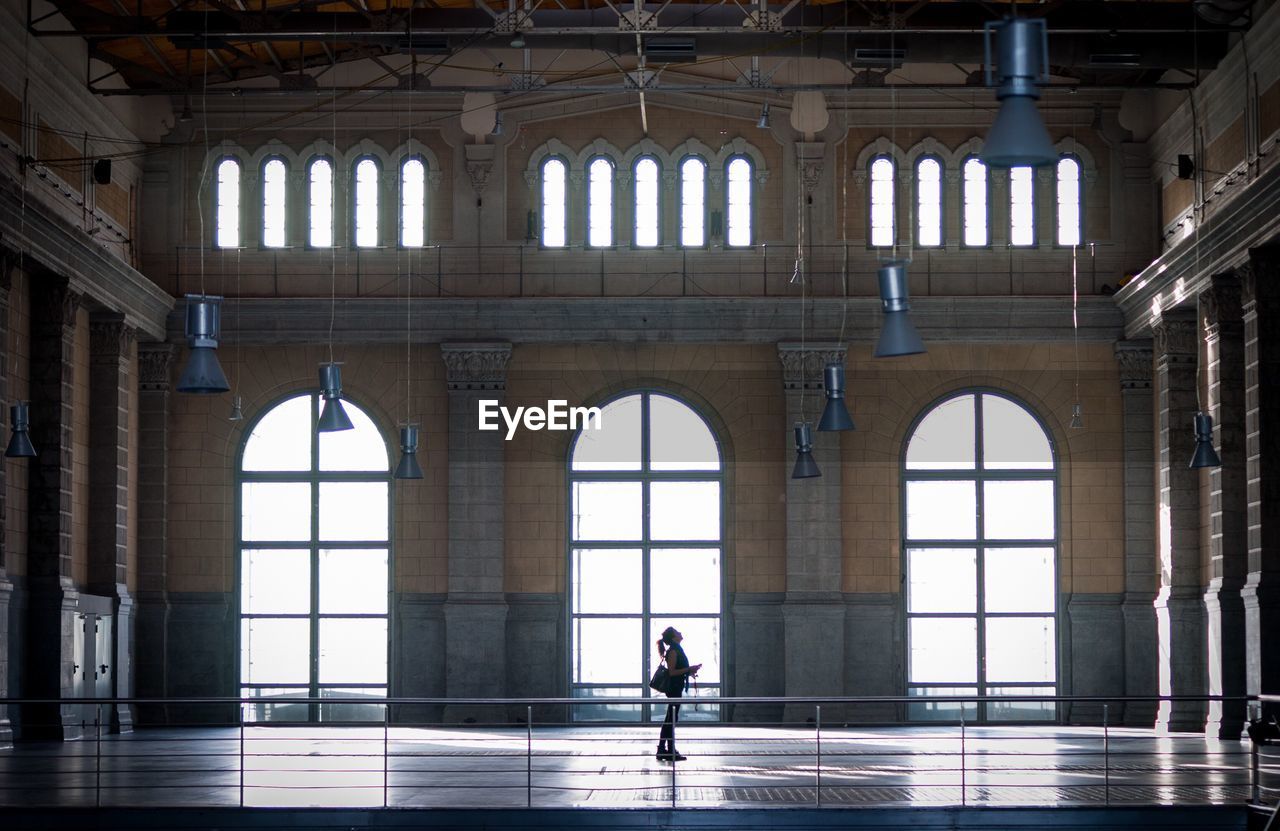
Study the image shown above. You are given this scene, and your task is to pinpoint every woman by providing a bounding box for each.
[655,626,701,762]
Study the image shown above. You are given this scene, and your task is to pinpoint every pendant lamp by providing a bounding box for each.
[318,362,354,432]
[1069,402,1084,430]
[818,363,855,432]
[4,402,36,458]
[1189,411,1222,469]
[980,18,1058,168]
[791,422,821,479]
[874,261,926,358]
[229,395,244,422]
[176,295,231,394]
[394,425,425,480]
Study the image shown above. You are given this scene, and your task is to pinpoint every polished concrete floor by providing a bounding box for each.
[0,724,1259,809]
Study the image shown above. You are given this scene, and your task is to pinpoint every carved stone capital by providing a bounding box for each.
[465,160,494,196]
[800,161,823,196]
[1115,339,1154,391]
[1152,315,1197,364]
[441,342,512,391]
[0,245,18,294]
[89,313,136,363]
[33,279,83,329]
[778,342,847,391]
[1199,273,1243,343]
[137,343,175,392]
[1241,252,1280,319]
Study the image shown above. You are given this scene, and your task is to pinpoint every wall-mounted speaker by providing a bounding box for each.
[92,159,112,186]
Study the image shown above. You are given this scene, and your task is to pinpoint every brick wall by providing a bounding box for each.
[71,306,90,588]
[4,271,29,577]
[127,344,138,593]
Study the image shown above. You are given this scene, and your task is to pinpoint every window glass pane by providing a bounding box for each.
[262,158,287,248]
[650,548,720,614]
[906,394,976,470]
[572,481,642,541]
[634,157,659,247]
[354,158,379,248]
[650,481,720,541]
[680,157,706,247]
[986,685,1056,721]
[571,394,641,471]
[649,617,720,684]
[905,480,976,541]
[916,158,942,247]
[985,547,1055,613]
[870,156,895,247]
[909,617,977,683]
[572,686,642,722]
[319,482,389,541]
[649,394,719,471]
[907,548,976,613]
[542,158,566,247]
[241,687,310,724]
[309,158,333,247]
[242,549,310,614]
[320,549,388,614]
[241,619,310,684]
[401,158,426,247]
[319,618,388,684]
[318,400,388,472]
[588,157,614,247]
[573,618,640,683]
[983,480,1054,540]
[982,395,1053,470]
[963,158,988,246]
[985,617,1055,683]
[242,482,311,542]
[726,157,752,246]
[1010,165,1034,246]
[242,394,312,471]
[573,548,642,614]
[319,687,387,723]
[907,686,979,722]
[1057,157,1081,246]
[216,158,240,248]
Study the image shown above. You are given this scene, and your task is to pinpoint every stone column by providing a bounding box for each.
[1116,340,1159,727]
[0,252,15,743]
[440,343,510,723]
[1152,313,1206,733]
[777,343,845,723]
[134,343,172,726]
[1200,276,1248,739]
[1241,250,1280,713]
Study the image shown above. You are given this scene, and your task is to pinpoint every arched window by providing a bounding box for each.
[238,392,391,723]
[725,156,753,247]
[308,157,334,248]
[633,156,659,248]
[261,157,287,249]
[1009,165,1035,247]
[215,157,240,248]
[353,157,380,248]
[568,392,723,722]
[680,157,707,247]
[541,157,567,248]
[1056,156,1082,246]
[962,157,989,247]
[587,157,615,248]
[400,157,426,248]
[915,156,942,247]
[902,391,1057,723]
[869,155,896,248]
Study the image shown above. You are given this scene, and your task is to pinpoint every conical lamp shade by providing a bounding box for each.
[981,96,1058,168]
[318,363,354,433]
[818,363,855,432]
[980,17,1058,169]
[875,262,926,358]
[1189,411,1222,469]
[394,425,425,480]
[229,395,244,422]
[5,402,37,458]
[791,422,821,479]
[177,346,230,394]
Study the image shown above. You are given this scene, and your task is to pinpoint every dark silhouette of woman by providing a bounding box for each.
[655,626,701,762]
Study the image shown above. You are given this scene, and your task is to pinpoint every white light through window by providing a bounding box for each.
[963,157,988,247]
[916,157,942,247]
[401,158,426,247]
[215,158,240,248]
[870,155,895,248]
[680,157,706,247]
[261,158,286,249]
[1009,166,1035,247]
[308,158,333,248]
[1056,156,1081,246]
[588,157,614,247]
[354,158,379,248]
[726,156,752,247]
[634,156,659,248]
[541,158,566,247]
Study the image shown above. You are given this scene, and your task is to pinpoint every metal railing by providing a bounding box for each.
[0,694,1273,811]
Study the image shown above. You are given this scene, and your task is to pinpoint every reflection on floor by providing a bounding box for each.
[0,724,1256,809]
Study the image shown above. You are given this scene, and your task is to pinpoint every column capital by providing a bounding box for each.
[1115,339,1153,390]
[1152,313,1197,365]
[1241,250,1280,318]
[137,342,175,392]
[441,342,512,391]
[1200,273,1243,344]
[34,279,83,328]
[89,313,136,363]
[778,342,847,391]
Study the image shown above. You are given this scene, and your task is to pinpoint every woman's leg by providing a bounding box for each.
[659,702,676,752]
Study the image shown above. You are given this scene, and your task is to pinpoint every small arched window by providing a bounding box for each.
[400,157,426,248]
[587,157,615,248]
[869,155,896,248]
[353,157,380,248]
[308,157,334,248]
[633,156,659,248]
[1009,165,1035,247]
[541,157,567,248]
[915,157,942,247]
[680,157,707,247]
[215,157,241,248]
[962,157,989,247]
[725,156,752,247]
[261,157,287,249]
[1056,156,1082,247]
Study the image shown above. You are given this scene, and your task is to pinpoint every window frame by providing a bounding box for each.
[213,154,242,250]
[723,154,754,248]
[960,155,992,250]
[913,154,945,249]
[539,155,570,249]
[259,155,289,251]
[585,154,617,249]
[631,154,662,249]
[351,154,382,250]
[305,154,336,250]
[867,153,897,250]
[1054,154,1084,249]
[1008,165,1037,249]
[677,154,709,250]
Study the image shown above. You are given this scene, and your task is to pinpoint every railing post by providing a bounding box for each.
[383,704,390,808]
[671,724,677,809]
[239,702,245,808]
[526,704,533,808]
[960,715,966,807]
[815,704,822,807]
[1252,735,1260,805]
[95,703,102,809]
[1103,703,1110,806]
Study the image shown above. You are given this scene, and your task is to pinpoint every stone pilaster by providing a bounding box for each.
[1152,313,1206,733]
[134,343,171,726]
[1200,276,1248,739]
[440,342,511,723]
[0,251,15,743]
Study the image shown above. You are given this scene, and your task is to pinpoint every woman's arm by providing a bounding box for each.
[665,653,702,677]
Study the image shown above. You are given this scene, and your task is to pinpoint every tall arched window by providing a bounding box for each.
[725,156,752,247]
[401,157,426,248]
[680,157,707,247]
[308,157,334,248]
[903,391,1057,722]
[238,392,391,723]
[1056,156,1082,246]
[215,157,240,248]
[915,156,942,247]
[261,157,287,249]
[353,157,380,248]
[541,157,567,248]
[587,157,615,248]
[962,157,989,247]
[1009,165,1035,247]
[568,392,723,722]
[869,155,896,248]
[633,156,659,248]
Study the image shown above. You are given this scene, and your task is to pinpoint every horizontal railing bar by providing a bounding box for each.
[0,694,1262,705]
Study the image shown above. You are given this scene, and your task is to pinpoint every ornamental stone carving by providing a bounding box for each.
[441,342,512,391]
[1199,274,1243,342]
[1115,339,1154,391]
[465,160,494,196]
[1152,316,1196,364]
[89,314,136,363]
[778,342,847,391]
[137,343,175,392]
